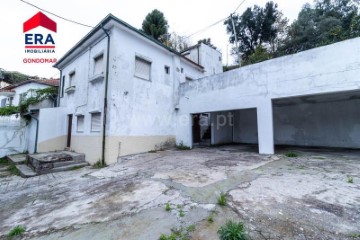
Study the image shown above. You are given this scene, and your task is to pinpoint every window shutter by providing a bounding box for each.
[94,55,104,75]
[77,116,84,132]
[91,113,101,132]
[135,57,151,80]
[1,99,6,107]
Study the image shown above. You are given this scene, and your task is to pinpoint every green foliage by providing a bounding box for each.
[0,157,8,165]
[198,38,217,50]
[142,9,169,42]
[242,45,272,66]
[348,176,354,183]
[159,225,195,240]
[218,221,248,240]
[7,225,26,239]
[207,215,214,223]
[218,192,227,206]
[7,164,20,176]
[224,1,288,61]
[0,106,19,116]
[1,69,30,84]
[166,33,189,52]
[179,209,185,217]
[92,160,107,169]
[285,152,299,158]
[186,224,195,232]
[0,87,57,116]
[176,142,191,150]
[280,0,360,55]
[165,202,171,211]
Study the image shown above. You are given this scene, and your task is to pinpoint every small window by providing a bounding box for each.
[9,97,13,106]
[185,76,193,81]
[164,66,170,74]
[77,115,85,132]
[181,68,184,73]
[94,54,104,75]
[0,98,6,107]
[135,56,151,81]
[69,71,75,87]
[91,112,101,132]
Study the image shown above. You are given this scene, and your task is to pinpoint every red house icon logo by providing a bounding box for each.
[23,11,57,33]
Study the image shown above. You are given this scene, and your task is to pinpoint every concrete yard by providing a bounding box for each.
[0,145,359,240]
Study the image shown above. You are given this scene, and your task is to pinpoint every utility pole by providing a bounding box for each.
[230,14,241,67]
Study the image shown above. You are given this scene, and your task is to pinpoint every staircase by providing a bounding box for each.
[8,151,88,178]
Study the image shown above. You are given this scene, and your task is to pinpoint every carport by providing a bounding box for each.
[272,90,360,149]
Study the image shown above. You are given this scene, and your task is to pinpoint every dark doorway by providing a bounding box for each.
[67,114,73,148]
[192,114,201,144]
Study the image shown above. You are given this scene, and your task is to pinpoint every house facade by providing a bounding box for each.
[36,14,360,165]
[40,14,222,163]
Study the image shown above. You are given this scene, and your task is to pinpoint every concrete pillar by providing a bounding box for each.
[257,100,274,154]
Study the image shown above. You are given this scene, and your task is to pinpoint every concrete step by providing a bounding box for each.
[16,164,37,178]
[53,160,82,168]
[51,162,89,173]
[7,154,27,165]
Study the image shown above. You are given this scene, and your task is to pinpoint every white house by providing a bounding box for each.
[35,14,360,165]
[38,14,222,164]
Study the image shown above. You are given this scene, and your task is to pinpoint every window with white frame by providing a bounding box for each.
[94,54,104,75]
[69,71,75,87]
[91,112,101,132]
[135,56,151,81]
[77,115,85,132]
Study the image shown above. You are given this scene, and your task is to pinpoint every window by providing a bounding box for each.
[94,54,104,75]
[135,56,151,81]
[19,93,27,103]
[61,76,65,97]
[91,112,101,132]
[185,76,193,81]
[164,66,170,74]
[69,71,75,87]
[77,115,85,132]
[9,97,13,106]
[0,98,6,107]
[181,68,184,73]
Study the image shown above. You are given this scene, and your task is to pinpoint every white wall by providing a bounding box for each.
[0,116,27,157]
[12,82,50,106]
[210,111,233,145]
[233,109,258,144]
[177,38,360,153]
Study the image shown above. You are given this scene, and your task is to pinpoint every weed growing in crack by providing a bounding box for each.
[176,142,191,150]
[179,209,185,217]
[285,152,299,158]
[218,192,227,206]
[218,221,249,240]
[7,164,20,176]
[348,176,354,184]
[165,203,171,211]
[7,225,25,239]
[207,215,214,223]
[159,224,195,240]
[92,160,107,169]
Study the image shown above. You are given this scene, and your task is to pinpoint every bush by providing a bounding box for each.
[7,225,26,239]
[218,192,227,206]
[218,221,248,240]
[285,151,299,158]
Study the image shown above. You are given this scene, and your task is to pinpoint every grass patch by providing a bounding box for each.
[176,142,191,151]
[0,157,9,165]
[218,221,248,240]
[285,151,299,158]
[71,165,85,171]
[350,233,360,239]
[207,215,214,223]
[92,160,107,169]
[179,209,185,217]
[348,176,354,184]
[7,225,26,239]
[7,164,20,176]
[159,224,195,240]
[217,192,227,206]
[165,203,171,212]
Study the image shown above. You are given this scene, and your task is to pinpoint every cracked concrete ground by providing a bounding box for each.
[0,145,359,240]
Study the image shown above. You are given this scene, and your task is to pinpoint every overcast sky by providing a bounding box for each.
[0,0,310,78]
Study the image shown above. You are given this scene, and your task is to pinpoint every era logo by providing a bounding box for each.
[23,12,57,48]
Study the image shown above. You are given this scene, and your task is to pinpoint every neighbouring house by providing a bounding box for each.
[0,80,11,90]
[34,13,359,165]
[0,79,59,157]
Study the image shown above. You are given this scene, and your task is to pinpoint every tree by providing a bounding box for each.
[280,0,360,54]
[197,38,217,50]
[142,9,169,42]
[224,1,287,62]
[165,33,190,52]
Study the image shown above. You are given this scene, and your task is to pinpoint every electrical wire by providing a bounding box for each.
[184,0,248,39]
[20,0,94,28]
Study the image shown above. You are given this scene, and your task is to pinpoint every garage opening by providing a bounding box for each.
[272,90,360,149]
[192,108,259,149]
